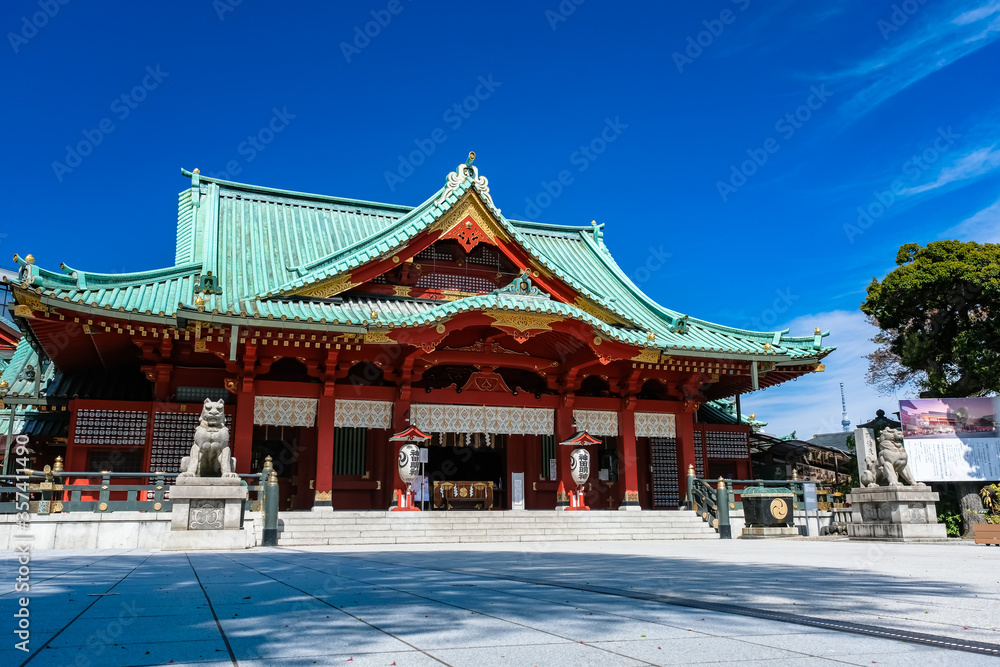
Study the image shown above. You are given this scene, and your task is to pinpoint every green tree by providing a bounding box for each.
[861,240,1000,398]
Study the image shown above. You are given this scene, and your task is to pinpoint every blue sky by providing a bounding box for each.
[2,0,998,438]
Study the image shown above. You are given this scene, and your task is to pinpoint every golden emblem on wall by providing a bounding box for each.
[770,498,789,520]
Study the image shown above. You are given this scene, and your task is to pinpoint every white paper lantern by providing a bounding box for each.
[397,444,421,485]
[570,447,591,487]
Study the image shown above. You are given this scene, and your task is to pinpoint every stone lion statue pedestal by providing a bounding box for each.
[163,399,250,551]
[846,427,946,543]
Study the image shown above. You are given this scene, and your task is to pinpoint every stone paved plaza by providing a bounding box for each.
[3,539,998,666]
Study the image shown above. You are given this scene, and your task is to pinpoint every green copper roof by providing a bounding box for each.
[698,398,767,429]
[14,164,834,364]
[0,408,26,440]
[0,343,149,404]
[0,343,55,401]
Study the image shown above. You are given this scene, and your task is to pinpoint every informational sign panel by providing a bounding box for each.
[549,458,557,480]
[802,482,818,512]
[899,398,1000,482]
[511,472,525,510]
[415,475,429,502]
[419,447,429,463]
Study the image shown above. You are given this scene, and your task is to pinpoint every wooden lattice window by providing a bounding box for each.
[540,434,556,480]
[415,272,496,293]
[334,427,367,476]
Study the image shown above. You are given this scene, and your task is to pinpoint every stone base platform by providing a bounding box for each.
[164,478,250,551]
[741,526,799,539]
[846,484,948,543]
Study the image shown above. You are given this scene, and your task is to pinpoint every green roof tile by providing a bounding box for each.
[18,165,833,364]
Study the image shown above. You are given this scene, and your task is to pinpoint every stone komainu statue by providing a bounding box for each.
[178,399,238,479]
[863,427,916,487]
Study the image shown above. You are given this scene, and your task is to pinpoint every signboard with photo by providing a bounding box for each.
[899,397,1000,482]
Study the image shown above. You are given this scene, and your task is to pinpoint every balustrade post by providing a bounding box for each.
[153,472,166,511]
[685,464,696,509]
[262,472,279,547]
[717,477,732,539]
[97,471,111,513]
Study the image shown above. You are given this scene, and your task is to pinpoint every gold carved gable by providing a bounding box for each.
[430,191,509,246]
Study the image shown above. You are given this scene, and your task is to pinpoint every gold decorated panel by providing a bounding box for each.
[573,296,629,327]
[630,348,660,363]
[364,330,394,344]
[487,311,560,333]
[291,274,358,299]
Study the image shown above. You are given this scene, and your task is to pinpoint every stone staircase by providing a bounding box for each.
[253,510,718,546]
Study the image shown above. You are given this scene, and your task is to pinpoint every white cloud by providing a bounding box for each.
[954,0,1000,26]
[902,145,1000,195]
[742,310,913,440]
[836,1,1000,118]
[943,196,1000,242]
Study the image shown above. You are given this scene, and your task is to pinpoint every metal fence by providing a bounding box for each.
[0,455,276,520]
[687,466,844,539]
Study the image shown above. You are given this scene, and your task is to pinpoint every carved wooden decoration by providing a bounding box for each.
[461,371,512,393]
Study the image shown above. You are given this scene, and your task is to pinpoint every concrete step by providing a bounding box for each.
[263,509,718,545]
[272,515,708,524]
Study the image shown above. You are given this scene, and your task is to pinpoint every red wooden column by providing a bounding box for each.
[675,410,697,502]
[314,392,335,508]
[555,395,575,509]
[233,385,255,474]
[314,352,338,509]
[389,388,411,506]
[617,398,641,510]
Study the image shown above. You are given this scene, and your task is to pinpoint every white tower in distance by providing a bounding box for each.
[840,382,851,432]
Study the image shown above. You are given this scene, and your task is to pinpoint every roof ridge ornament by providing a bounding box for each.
[435,151,501,217]
[667,314,689,334]
[493,269,548,299]
[12,253,40,287]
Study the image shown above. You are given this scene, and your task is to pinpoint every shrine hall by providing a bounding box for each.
[1,155,834,511]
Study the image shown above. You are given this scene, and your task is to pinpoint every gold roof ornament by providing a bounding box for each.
[814,328,822,334]
[193,168,200,174]
[25,254,35,265]
[762,342,771,350]
[749,413,755,420]
[647,332,656,342]
[370,310,378,319]
[194,295,205,306]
